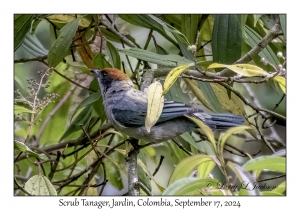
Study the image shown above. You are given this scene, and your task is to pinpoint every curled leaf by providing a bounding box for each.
[169,154,215,184]
[184,115,216,151]
[163,65,191,94]
[145,81,164,132]
[208,63,268,77]
[14,140,48,160]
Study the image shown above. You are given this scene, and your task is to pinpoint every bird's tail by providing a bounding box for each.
[191,112,244,130]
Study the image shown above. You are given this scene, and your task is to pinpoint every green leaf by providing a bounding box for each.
[237,14,248,38]
[89,78,106,122]
[24,175,57,195]
[164,79,191,105]
[261,191,283,196]
[14,105,35,114]
[184,115,216,151]
[218,126,250,163]
[164,140,189,165]
[118,48,192,67]
[260,15,276,30]
[71,91,101,122]
[160,14,182,31]
[48,18,80,67]
[138,150,152,192]
[92,53,112,69]
[272,181,286,194]
[169,154,215,184]
[212,15,242,66]
[106,41,121,69]
[253,14,262,27]
[104,160,124,190]
[22,33,48,56]
[227,161,261,195]
[243,156,286,173]
[182,79,212,111]
[119,14,177,47]
[14,14,34,51]
[279,15,286,41]
[181,15,201,44]
[149,14,189,45]
[197,160,216,179]
[60,106,92,141]
[29,18,42,34]
[210,83,247,116]
[14,140,48,160]
[154,41,169,68]
[174,35,224,114]
[100,27,121,43]
[163,178,219,195]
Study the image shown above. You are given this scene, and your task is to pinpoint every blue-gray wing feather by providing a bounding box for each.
[112,99,197,127]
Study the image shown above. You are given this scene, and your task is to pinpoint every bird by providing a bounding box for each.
[91,68,244,143]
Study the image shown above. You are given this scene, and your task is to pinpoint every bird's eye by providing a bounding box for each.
[101,71,108,77]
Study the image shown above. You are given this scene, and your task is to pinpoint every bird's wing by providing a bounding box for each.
[112,90,199,127]
[158,100,200,122]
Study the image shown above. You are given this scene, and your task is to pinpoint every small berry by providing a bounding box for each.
[277,52,283,58]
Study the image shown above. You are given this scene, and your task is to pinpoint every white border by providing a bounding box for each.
[5,1,297,209]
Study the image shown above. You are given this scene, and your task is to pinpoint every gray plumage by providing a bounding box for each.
[91,69,244,143]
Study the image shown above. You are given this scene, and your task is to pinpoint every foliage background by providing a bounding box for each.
[14,14,286,196]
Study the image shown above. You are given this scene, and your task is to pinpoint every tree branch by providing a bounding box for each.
[100,15,136,48]
[127,138,140,196]
[14,55,48,63]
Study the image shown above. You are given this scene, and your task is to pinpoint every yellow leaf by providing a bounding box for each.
[47,14,90,27]
[273,76,286,94]
[184,115,216,151]
[183,78,212,110]
[208,63,268,77]
[163,65,190,94]
[207,63,228,69]
[218,126,251,162]
[145,81,164,132]
[211,83,245,115]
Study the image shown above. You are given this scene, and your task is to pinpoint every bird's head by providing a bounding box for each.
[91,68,132,95]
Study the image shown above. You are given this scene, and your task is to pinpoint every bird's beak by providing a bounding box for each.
[90,69,100,77]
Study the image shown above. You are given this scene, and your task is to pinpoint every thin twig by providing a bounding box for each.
[14,55,48,63]
[152,156,164,176]
[14,123,113,162]
[100,15,135,47]
[254,116,275,153]
[98,162,107,196]
[139,181,153,196]
[257,174,286,183]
